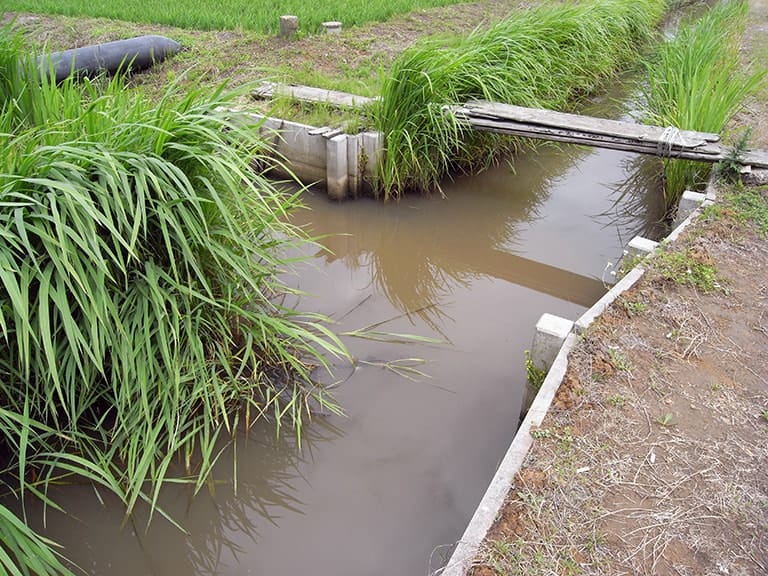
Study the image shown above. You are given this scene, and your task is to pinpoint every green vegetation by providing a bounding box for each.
[375,0,667,199]
[642,0,766,213]
[1,28,346,572]
[652,248,720,293]
[730,186,768,237]
[525,350,547,392]
[703,183,768,236]
[3,0,472,34]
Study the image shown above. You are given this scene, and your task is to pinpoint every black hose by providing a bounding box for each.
[38,35,182,82]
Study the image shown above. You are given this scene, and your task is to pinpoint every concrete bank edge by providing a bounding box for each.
[439,185,716,575]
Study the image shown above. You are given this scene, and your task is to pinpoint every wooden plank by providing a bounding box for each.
[253,81,378,108]
[456,101,721,147]
[462,115,768,169]
[466,117,722,156]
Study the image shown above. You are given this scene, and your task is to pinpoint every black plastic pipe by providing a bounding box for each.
[38,35,182,82]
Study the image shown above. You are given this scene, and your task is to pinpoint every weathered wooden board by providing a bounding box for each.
[455,103,768,169]
[457,101,720,147]
[253,81,378,108]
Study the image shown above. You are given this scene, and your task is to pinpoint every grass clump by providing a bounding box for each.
[652,248,720,293]
[375,0,667,199]
[642,0,766,213]
[1,27,347,571]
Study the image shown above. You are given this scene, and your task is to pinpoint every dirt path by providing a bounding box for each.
[471,2,768,574]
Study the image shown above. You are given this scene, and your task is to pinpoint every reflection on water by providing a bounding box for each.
[16,79,667,576]
[291,143,606,333]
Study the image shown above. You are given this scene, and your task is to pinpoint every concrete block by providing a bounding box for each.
[279,15,299,38]
[272,119,328,183]
[360,131,383,178]
[675,190,706,227]
[326,134,349,200]
[531,313,574,370]
[625,236,659,259]
[347,134,361,197]
[322,21,342,34]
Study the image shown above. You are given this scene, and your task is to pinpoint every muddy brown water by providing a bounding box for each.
[20,97,666,575]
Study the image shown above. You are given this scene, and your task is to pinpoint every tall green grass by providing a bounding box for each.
[4,0,472,33]
[642,0,765,212]
[1,28,347,572]
[375,0,667,199]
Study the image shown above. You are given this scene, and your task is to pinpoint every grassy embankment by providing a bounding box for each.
[642,0,765,214]
[2,0,473,34]
[0,28,348,575]
[374,0,668,199]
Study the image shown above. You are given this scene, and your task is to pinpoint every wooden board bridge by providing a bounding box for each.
[451,101,768,169]
[254,83,768,169]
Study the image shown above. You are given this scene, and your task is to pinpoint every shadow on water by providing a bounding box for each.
[291,142,606,334]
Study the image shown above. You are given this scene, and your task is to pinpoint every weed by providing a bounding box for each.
[730,187,768,237]
[608,347,634,372]
[622,299,648,316]
[653,249,721,293]
[656,412,675,427]
[761,409,768,422]
[619,251,646,276]
[716,128,753,182]
[607,394,626,408]
[526,350,548,391]
[0,26,348,572]
[531,428,553,440]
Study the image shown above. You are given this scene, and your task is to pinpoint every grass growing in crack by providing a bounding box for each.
[375,0,667,199]
[1,28,349,572]
[642,0,766,213]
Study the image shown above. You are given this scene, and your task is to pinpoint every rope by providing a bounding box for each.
[657,126,685,158]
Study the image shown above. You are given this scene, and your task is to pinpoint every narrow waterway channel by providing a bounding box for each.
[23,83,666,576]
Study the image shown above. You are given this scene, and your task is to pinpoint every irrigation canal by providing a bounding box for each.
[23,82,667,575]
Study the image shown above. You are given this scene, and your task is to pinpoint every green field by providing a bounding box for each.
[3,0,472,33]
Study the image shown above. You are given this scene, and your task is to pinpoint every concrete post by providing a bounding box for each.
[279,15,299,38]
[531,313,574,371]
[674,190,706,227]
[326,134,349,200]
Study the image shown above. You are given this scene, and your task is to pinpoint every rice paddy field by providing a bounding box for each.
[2,0,474,33]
